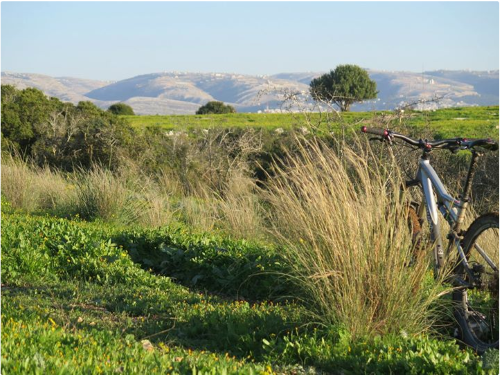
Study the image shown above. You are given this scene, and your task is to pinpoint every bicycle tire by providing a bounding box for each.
[453,212,499,353]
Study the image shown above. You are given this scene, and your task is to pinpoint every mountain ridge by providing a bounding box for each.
[2,69,498,115]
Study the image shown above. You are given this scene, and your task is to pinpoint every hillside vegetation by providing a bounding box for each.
[2,86,499,373]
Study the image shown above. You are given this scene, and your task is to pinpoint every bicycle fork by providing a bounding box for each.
[417,160,445,274]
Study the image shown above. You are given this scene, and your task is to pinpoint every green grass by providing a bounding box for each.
[122,112,368,131]
[2,281,288,374]
[1,213,298,374]
[122,106,499,139]
[2,211,499,374]
[122,113,301,131]
[403,106,499,139]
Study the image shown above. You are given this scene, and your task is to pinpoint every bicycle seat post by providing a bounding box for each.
[454,150,481,232]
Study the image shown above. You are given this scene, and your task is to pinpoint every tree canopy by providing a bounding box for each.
[309,65,378,112]
[107,103,135,116]
[196,101,236,115]
[1,85,134,171]
[1,85,62,152]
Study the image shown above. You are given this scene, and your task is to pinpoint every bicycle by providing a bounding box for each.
[361,126,499,353]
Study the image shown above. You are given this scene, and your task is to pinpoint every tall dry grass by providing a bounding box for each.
[265,136,451,338]
[216,172,264,240]
[1,155,77,213]
[72,166,147,225]
[1,156,265,237]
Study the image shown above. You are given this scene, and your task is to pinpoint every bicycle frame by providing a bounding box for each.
[415,157,459,271]
[412,151,497,278]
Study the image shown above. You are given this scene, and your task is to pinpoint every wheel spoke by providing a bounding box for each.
[453,214,499,352]
[473,242,499,271]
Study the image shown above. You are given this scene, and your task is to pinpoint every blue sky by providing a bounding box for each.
[1,1,499,80]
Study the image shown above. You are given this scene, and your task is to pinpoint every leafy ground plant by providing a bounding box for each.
[2,211,497,374]
[1,213,299,374]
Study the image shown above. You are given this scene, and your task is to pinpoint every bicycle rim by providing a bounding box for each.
[454,213,499,352]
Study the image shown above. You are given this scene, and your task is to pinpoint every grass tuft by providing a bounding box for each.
[265,135,452,338]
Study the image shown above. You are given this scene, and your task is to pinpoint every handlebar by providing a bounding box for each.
[361,126,499,152]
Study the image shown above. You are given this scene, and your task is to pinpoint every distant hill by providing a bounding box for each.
[355,70,498,111]
[423,70,499,106]
[83,72,308,114]
[1,71,108,102]
[2,69,498,115]
[0,71,116,110]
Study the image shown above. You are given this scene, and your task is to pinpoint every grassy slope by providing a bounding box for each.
[2,212,498,374]
[123,106,499,139]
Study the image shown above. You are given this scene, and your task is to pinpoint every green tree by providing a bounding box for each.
[32,101,135,171]
[0,85,135,170]
[196,101,236,115]
[76,101,103,118]
[1,85,60,152]
[309,65,378,112]
[107,103,135,116]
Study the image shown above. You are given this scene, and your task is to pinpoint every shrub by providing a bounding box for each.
[1,85,136,171]
[107,103,135,116]
[196,101,236,115]
[1,85,61,153]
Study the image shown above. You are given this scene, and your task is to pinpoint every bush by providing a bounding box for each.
[196,101,236,115]
[1,85,136,171]
[1,85,61,153]
[107,103,135,115]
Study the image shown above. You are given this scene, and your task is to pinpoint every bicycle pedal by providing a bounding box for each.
[472,264,485,274]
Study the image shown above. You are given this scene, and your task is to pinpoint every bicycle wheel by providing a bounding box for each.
[453,212,499,353]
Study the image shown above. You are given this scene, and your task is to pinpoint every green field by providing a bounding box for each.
[2,212,499,374]
[123,106,499,139]
[2,105,499,374]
